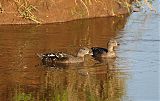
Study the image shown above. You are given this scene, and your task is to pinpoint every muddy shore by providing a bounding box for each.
[0,0,132,24]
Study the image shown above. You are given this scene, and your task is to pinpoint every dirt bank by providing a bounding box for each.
[0,0,132,24]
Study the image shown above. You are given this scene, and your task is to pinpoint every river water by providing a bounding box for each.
[116,10,159,101]
[0,2,159,101]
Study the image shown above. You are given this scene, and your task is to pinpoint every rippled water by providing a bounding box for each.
[0,3,159,101]
[116,2,160,101]
[117,13,159,101]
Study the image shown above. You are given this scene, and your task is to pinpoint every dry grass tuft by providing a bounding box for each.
[14,0,41,23]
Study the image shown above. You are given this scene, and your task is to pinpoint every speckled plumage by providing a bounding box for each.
[37,47,92,67]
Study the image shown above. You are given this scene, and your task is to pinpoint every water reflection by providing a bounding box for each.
[11,61,126,101]
[0,16,128,101]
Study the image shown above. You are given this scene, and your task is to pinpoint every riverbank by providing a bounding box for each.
[0,0,132,24]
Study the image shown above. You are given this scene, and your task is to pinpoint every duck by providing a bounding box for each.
[37,47,93,66]
[91,39,119,58]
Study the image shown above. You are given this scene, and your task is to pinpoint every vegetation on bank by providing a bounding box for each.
[0,0,156,24]
[13,0,40,23]
[132,0,156,12]
[12,0,133,24]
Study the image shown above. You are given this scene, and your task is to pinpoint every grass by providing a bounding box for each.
[71,6,87,18]
[72,0,135,17]
[14,0,41,24]
[133,0,156,12]
[114,0,156,14]
[115,0,132,13]
[143,0,156,11]
[74,0,90,17]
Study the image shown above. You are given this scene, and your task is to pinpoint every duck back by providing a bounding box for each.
[91,47,108,57]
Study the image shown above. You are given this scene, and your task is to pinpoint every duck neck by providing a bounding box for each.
[108,46,114,52]
[77,54,85,60]
[77,53,84,58]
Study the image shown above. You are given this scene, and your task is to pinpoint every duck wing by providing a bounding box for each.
[91,47,108,57]
[38,52,69,66]
[41,52,68,60]
[54,52,69,60]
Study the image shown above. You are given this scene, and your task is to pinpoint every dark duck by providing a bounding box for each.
[37,47,93,66]
[91,39,119,58]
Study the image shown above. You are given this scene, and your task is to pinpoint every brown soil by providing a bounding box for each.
[0,0,132,24]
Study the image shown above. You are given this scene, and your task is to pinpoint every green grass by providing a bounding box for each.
[14,92,34,101]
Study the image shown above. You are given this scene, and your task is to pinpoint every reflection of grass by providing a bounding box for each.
[14,92,34,101]
[14,0,40,23]
[85,87,97,101]
[54,90,68,101]
[13,85,34,101]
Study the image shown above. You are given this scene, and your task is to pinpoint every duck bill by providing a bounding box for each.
[89,51,93,55]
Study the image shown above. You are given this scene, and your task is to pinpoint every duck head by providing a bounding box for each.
[77,47,93,57]
[107,39,119,52]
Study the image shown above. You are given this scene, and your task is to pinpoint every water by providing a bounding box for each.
[117,13,159,101]
[0,3,159,101]
[116,2,160,101]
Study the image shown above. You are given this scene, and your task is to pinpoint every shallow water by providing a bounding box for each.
[0,3,159,101]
